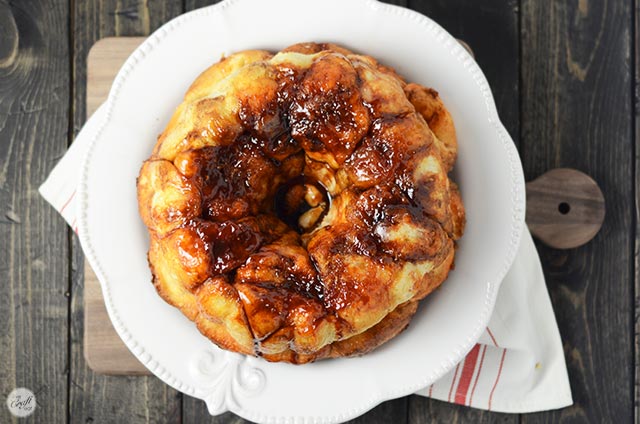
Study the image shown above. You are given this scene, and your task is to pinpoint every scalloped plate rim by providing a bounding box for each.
[77,0,526,422]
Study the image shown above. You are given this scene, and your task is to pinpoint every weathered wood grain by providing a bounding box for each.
[635,1,640,422]
[406,0,520,422]
[409,396,519,423]
[185,0,218,10]
[69,1,183,423]
[520,0,633,423]
[0,1,70,423]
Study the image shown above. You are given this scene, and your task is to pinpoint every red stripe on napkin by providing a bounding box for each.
[454,344,481,405]
[447,363,461,402]
[59,190,76,214]
[488,348,507,410]
[468,344,487,406]
[486,326,499,347]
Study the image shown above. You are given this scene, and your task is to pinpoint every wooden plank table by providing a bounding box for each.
[0,0,635,423]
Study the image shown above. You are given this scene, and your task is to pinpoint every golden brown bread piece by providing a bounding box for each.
[137,42,465,364]
[404,83,458,171]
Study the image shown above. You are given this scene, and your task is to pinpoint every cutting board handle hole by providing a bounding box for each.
[558,202,571,215]
[527,168,605,249]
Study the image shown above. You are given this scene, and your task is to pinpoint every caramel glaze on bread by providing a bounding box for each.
[137,42,465,364]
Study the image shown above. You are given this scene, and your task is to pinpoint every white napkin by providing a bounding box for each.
[39,104,572,414]
[416,229,572,412]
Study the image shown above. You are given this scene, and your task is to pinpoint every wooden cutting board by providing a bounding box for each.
[84,37,150,374]
[83,37,605,375]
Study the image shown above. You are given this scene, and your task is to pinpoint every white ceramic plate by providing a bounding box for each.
[77,0,525,422]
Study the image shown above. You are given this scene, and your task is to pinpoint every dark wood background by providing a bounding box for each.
[0,0,635,422]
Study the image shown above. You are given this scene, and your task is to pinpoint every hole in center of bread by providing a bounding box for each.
[274,176,331,233]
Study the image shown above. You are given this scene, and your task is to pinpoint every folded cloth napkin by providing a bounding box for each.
[416,229,573,412]
[39,103,572,414]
